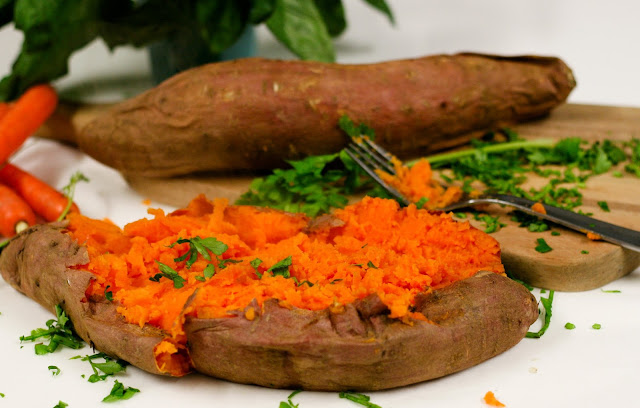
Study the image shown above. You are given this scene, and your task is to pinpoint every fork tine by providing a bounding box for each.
[349,139,397,175]
[345,141,410,206]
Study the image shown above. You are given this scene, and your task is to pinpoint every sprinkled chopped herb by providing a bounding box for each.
[601,289,621,293]
[367,261,379,269]
[535,238,553,253]
[415,197,429,209]
[0,393,5,398]
[102,380,140,403]
[597,201,611,212]
[104,285,113,301]
[339,391,382,408]
[551,231,561,236]
[280,390,302,408]
[53,402,68,408]
[592,323,601,330]
[48,365,61,376]
[71,352,128,383]
[581,250,589,254]
[526,290,555,338]
[454,212,467,219]
[149,261,186,289]
[564,322,576,330]
[267,256,293,278]
[20,305,84,354]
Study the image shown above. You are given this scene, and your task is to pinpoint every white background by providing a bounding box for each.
[1,1,639,407]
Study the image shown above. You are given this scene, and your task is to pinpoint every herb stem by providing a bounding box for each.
[408,138,556,167]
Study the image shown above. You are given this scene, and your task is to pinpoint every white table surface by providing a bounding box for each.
[1,1,639,407]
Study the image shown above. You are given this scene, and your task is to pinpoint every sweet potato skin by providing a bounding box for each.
[0,223,174,376]
[186,271,538,391]
[0,224,538,390]
[78,53,575,177]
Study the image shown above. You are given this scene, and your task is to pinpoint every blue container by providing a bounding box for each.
[148,26,256,84]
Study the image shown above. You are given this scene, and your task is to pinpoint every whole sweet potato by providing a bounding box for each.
[0,208,539,391]
[50,53,574,177]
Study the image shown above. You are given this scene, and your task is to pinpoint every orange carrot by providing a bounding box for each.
[0,103,10,121]
[0,84,58,164]
[484,391,506,407]
[0,163,79,222]
[0,183,37,237]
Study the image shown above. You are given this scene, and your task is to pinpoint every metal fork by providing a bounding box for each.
[345,138,640,252]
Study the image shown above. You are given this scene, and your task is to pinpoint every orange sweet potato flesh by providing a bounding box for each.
[0,221,538,390]
[73,53,574,177]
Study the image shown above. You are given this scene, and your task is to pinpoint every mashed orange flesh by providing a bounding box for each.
[376,157,463,209]
[66,196,503,341]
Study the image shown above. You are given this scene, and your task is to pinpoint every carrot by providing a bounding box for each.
[0,103,10,121]
[0,183,37,237]
[0,163,79,222]
[0,84,58,164]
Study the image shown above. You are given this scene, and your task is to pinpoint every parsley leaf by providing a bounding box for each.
[102,380,140,403]
[71,352,128,383]
[339,391,382,408]
[526,290,555,338]
[534,238,553,253]
[53,402,68,408]
[20,305,84,354]
[267,256,293,278]
[150,261,186,289]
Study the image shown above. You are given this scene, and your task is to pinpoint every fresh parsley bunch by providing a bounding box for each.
[0,0,393,100]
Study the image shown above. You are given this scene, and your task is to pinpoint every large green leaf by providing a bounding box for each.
[313,0,346,38]
[363,0,394,24]
[196,0,250,55]
[0,0,15,27]
[0,0,102,100]
[98,0,184,49]
[249,0,276,24]
[266,0,334,62]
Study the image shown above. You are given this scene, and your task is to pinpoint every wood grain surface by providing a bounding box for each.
[124,103,640,291]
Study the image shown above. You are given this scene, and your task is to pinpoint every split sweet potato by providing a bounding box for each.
[44,53,575,177]
[0,197,539,390]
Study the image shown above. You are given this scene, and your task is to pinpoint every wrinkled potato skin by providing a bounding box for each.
[1,224,538,390]
[0,224,170,376]
[186,271,538,391]
[79,53,575,177]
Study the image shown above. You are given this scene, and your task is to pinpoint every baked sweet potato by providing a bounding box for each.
[41,53,575,177]
[0,196,539,391]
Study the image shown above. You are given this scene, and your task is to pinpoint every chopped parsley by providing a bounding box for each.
[267,256,293,278]
[526,290,555,338]
[104,285,113,301]
[564,322,576,330]
[149,261,186,288]
[534,238,553,253]
[20,305,84,354]
[597,201,610,212]
[71,352,128,383]
[102,380,140,403]
[581,250,589,254]
[53,402,68,408]
[592,323,602,330]
[339,392,382,408]
[279,390,302,408]
[601,289,621,293]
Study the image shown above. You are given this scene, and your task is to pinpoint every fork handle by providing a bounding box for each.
[472,194,640,252]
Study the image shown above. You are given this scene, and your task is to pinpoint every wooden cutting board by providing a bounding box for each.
[123,103,640,292]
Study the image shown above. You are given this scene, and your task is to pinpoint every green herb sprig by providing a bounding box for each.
[71,352,128,383]
[57,171,89,222]
[526,290,555,338]
[20,305,84,354]
[338,392,382,408]
[102,380,140,403]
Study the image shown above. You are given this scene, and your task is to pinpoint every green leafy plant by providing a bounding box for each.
[0,0,393,100]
